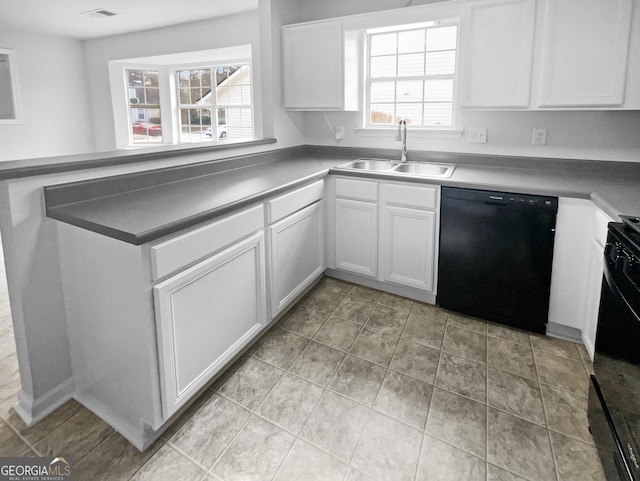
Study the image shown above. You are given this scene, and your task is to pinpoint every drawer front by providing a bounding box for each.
[335,177,378,201]
[151,204,264,280]
[382,182,438,210]
[268,180,324,223]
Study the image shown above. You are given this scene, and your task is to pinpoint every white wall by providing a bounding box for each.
[0,28,95,161]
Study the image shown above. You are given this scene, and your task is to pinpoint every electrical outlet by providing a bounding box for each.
[533,128,547,146]
[468,127,487,144]
[335,126,344,141]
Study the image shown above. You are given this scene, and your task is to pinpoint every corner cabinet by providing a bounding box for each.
[282,20,360,111]
[460,0,536,108]
[539,0,633,107]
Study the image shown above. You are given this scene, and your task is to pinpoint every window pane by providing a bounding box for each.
[144,71,159,88]
[128,70,143,87]
[396,80,423,102]
[426,25,457,52]
[146,88,160,105]
[131,108,162,144]
[370,56,397,78]
[200,70,211,87]
[177,70,190,88]
[371,33,397,56]
[396,103,423,126]
[200,89,213,106]
[180,108,212,143]
[228,86,243,105]
[425,79,453,102]
[398,53,425,77]
[370,104,395,124]
[371,82,396,103]
[241,85,252,104]
[398,29,425,54]
[425,50,456,75]
[179,88,190,104]
[424,103,452,126]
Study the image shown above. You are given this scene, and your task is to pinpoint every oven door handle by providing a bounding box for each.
[604,259,640,324]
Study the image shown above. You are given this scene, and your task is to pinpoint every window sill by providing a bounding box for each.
[355,128,463,139]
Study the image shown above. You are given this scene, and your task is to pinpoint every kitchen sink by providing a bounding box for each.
[337,159,456,178]
[341,159,399,171]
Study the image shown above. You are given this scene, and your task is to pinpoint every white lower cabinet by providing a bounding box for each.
[154,232,267,418]
[335,197,378,277]
[270,201,324,317]
[380,206,436,291]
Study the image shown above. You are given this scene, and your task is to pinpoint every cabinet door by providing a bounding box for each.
[582,238,605,361]
[539,0,633,107]
[282,20,343,110]
[381,205,436,291]
[460,0,536,108]
[270,201,325,317]
[154,232,267,418]
[335,198,378,277]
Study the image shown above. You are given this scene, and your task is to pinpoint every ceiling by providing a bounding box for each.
[0,0,259,40]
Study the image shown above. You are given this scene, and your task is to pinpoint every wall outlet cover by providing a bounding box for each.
[533,128,547,146]
[468,127,487,144]
[335,126,345,141]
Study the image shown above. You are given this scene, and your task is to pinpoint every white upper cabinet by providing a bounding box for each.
[460,0,536,108]
[282,20,360,111]
[539,0,633,107]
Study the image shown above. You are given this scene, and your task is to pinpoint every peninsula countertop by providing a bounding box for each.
[43,145,640,245]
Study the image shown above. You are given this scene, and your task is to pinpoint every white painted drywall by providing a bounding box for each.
[0,28,96,161]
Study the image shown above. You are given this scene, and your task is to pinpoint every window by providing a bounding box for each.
[176,65,252,143]
[127,69,162,144]
[366,23,458,128]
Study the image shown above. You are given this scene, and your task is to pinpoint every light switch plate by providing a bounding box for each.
[468,127,487,144]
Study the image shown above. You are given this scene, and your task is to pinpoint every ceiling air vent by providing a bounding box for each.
[82,9,119,19]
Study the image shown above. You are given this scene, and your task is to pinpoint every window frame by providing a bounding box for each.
[363,19,460,131]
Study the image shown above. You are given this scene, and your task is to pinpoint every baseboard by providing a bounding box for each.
[546,322,583,343]
[14,377,74,426]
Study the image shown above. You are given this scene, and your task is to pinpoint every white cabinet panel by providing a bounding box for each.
[270,201,325,317]
[582,238,605,360]
[335,198,378,277]
[154,232,267,418]
[539,0,633,107]
[460,0,536,108]
[381,205,436,291]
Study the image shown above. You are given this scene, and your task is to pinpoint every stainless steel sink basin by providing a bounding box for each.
[393,162,455,178]
[339,159,399,171]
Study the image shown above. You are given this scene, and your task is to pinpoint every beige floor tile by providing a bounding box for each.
[345,467,377,481]
[169,393,251,468]
[280,307,329,338]
[318,277,353,296]
[389,338,440,384]
[541,384,594,445]
[447,312,487,334]
[374,370,433,429]
[0,354,20,392]
[487,408,557,481]
[211,415,295,481]
[6,399,84,446]
[273,439,348,481]
[74,431,163,481]
[0,419,31,456]
[253,328,309,369]
[288,341,346,387]
[426,387,486,458]
[410,302,448,322]
[300,390,369,461]
[534,349,590,397]
[352,411,422,481]
[130,444,208,481]
[487,323,531,346]
[435,352,486,403]
[313,316,362,352]
[487,464,529,481]
[550,431,606,481]
[300,286,345,313]
[365,304,409,336]
[257,373,323,434]
[417,434,486,481]
[488,367,545,426]
[161,389,215,442]
[333,296,375,324]
[349,327,399,367]
[442,325,487,364]
[0,386,18,420]
[487,337,537,380]
[402,313,446,350]
[530,334,582,361]
[32,408,114,462]
[379,292,413,312]
[329,355,385,407]
[349,285,383,303]
[217,357,284,410]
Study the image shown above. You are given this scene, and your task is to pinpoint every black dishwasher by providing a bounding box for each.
[438,187,558,334]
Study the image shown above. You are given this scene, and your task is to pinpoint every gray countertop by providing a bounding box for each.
[44,146,640,245]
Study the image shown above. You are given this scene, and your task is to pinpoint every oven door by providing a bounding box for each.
[589,232,640,481]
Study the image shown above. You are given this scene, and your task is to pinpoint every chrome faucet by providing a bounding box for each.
[395,119,407,162]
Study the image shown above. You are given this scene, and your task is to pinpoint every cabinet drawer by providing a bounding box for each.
[335,177,378,201]
[382,183,438,210]
[151,204,264,280]
[268,180,324,223]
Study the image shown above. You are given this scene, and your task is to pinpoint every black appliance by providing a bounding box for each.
[438,187,558,334]
[589,216,640,481]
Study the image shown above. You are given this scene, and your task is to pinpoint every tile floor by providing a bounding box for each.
[0,272,607,481]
